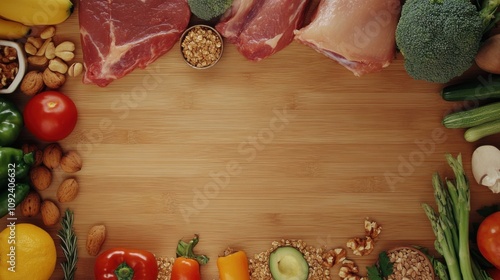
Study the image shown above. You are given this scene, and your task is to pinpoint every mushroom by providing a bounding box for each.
[471,145,500,193]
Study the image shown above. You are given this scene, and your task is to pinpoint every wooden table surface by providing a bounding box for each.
[2,6,500,280]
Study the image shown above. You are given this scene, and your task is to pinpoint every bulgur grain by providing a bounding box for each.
[156,256,175,280]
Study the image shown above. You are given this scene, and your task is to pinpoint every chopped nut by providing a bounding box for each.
[387,247,435,280]
[42,68,66,89]
[68,62,83,77]
[346,237,375,256]
[365,218,382,239]
[181,25,223,69]
[48,57,68,74]
[20,70,44,96]
[40,26,56,40]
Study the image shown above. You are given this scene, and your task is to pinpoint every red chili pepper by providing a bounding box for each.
[94,248,158,280]
[171,234,209,280]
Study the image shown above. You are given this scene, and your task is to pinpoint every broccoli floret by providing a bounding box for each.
[188,0,234,21]
[396,0,499,83]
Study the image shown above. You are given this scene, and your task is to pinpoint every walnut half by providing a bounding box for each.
[20,71,44,96]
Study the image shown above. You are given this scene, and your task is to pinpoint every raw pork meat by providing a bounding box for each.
[79,0,190,87]
[294,0,401,76]
[216,0,310,61]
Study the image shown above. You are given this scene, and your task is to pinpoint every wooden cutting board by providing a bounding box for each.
[3,5,500,280]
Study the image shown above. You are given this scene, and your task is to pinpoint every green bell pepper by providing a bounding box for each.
[0,147,34,189]
[0,97,23,147]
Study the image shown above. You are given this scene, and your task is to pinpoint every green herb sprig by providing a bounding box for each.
[58,209,78,280]
[367,251,394,280]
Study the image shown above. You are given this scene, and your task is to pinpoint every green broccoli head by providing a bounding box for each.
[396,0,483,83]
[188,0,234,21]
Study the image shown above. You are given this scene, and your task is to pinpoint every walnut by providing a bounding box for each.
[364,218,382,239]
[42,68,66,89]
[346,237,374,257]
[20,71,44,96]
[322,247,346,268]
[339,259,367,280]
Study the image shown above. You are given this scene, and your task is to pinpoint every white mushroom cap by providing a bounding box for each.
[471,145,500,193]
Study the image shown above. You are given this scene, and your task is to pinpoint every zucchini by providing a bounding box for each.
[0,183,29,219]
[464,119,500,142]
[442,102,500,128]
[441,75,500,101]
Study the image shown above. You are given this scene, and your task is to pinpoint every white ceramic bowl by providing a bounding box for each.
[0,40,27,94]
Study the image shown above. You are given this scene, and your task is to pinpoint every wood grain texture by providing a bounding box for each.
[2,6,500,280]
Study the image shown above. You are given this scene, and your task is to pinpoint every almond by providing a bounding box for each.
[57,178,79,203]
[41,200,60,226]
[60,150,82,173]
[20,191,41,217]
[29,165,52,191]
[86,224,106,256]
[42,143,63,169]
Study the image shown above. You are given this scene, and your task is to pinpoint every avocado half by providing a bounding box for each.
[269,246,309,280]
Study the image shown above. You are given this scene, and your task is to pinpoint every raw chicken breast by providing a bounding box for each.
[294,0,401,76]
[216,0,310,61]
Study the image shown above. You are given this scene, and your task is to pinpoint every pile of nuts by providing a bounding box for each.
[20,25,83,95]
[181,25,223,69]
[0,45,19,89]
[19,142,83,226]
[386,247,435,280]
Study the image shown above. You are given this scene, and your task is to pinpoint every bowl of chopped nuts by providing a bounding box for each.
[180,25,224,69]
[386,246,435,280]
[0,40,27,94]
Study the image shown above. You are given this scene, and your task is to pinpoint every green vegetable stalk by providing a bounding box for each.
[422,154,491,280]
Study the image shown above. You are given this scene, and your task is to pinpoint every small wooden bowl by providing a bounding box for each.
[386,246,435,280]
[179,24,224,70]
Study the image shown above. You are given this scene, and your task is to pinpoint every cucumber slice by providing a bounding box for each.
[269,246,309,280]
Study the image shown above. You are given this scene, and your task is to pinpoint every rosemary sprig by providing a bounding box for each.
[58,209,78,280]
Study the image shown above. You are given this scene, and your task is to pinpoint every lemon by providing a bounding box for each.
[0,223,57,280]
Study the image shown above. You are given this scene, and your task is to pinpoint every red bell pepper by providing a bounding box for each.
[171,234,209,280]
[94,248,158,280]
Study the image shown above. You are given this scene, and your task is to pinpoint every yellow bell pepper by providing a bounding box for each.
[217,250,250,280]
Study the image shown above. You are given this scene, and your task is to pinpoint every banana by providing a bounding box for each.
[0,18,31,40]
[0,0,74,26]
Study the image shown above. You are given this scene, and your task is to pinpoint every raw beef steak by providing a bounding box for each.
[79,0,190,87]
[216,0,310,61]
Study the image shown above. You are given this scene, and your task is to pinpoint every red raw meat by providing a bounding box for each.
[79,0,190,87]
[216,0,310,61]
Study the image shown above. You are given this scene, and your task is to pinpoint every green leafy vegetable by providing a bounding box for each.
[367,251,393,280]
[58,209,78,280]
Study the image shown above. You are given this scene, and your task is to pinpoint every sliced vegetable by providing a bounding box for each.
[465,119,500,142]
[471,145,500,193]
[442,102,500,128]
[0,97,23,147]
[269,246,309,280]
[0,183,29,219]
[477,212,500,270]
[94,248,158,280]
[217,249,250,280]
[171,234,209,280]
[441,75,500,101]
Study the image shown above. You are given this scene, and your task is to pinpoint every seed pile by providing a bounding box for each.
[181,25,223,69]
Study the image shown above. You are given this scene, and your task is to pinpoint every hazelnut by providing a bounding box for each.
[42,68,66,89]
[60,150,82,173]
[42,143,63,169]
[30,165,52,191]
[20,70,44,96]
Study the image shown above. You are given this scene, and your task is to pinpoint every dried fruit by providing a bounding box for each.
[29,165,52,191]
[57,178,79,203]
[86,224,106,256]
[20,70,44,96]
[42,142,63,169]
[60,150,82,173]
[20,191,41,217]
[41,200,60,226]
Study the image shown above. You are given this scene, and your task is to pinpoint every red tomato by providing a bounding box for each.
[477,211,500,270]
[488,268,500,280]
[23,91,77,142]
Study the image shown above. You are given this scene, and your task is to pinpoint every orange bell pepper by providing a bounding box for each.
[217,250,250,280]
[171,234,209,280]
